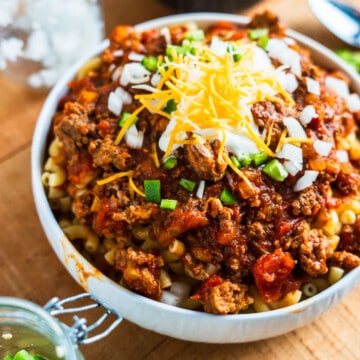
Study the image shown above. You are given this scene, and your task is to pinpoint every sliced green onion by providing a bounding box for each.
[227,43,244,62]
[164,99,177,114]
[163,155,178,169]
[166,45,186,59]
[141,56,158,71]
[262,159,288,182]
[144,179,161,203]
[220,189,238,205]
[118,111,138,127]
[160,199,177,210]
[179,178,196,192]
[258,35,269,49]
[230,155,241,168]
[185,29,205,42]
[239,153,252,167]
[12,350,36,360]
[249,28,269,40]
[251,151,269,166]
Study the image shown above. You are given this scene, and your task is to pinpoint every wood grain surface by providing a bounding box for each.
[0,1,359,359]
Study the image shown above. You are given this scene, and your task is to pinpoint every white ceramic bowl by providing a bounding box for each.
[31,13,360,343]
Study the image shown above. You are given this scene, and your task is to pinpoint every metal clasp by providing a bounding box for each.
[44,293,122,345]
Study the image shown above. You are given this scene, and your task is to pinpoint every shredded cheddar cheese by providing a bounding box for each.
[97,170,145,198]
[129,39,294,163]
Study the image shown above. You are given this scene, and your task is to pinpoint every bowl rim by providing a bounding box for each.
[31,11,360,340]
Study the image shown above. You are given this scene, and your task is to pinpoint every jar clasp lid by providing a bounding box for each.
[44,293,123,345]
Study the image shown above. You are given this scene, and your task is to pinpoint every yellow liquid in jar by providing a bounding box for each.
[0,324,65,359]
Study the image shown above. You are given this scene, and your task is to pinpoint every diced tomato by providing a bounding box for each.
[191,274,223,302]
[252,248,297,303]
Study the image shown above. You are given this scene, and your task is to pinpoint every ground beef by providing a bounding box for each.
[185,140,228,182]
[294,223,332,276]
[291,186,324,217]
[54,102,95,153]
[115,247,163,299]
[328,251,360,271]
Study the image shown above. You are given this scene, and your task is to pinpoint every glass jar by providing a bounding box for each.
[0,0,104,89]
[0,294,122,359]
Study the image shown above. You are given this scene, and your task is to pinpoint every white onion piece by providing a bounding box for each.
[346,93,360,112]
[336,149,349,163]
[115,87,132,104]
[275,69,298,93]
[306,77,320,95]
[300,105,317,125]
[253,46,271,71]
[160,26,171,45]
[187,68,204,83]
[170,282,191,299]
[325,76,350,99]
[293,170,319,192]
[132,84,159,93]
[283,160,302,176]
[160,290,180,306]
[276,143,303,163]
[120,63,151,86]
[128,52,145,62]
[107,90,123,116]
[111,65,122,81]
[196,180,205,199]
[112,49,124,57]
[210,36,227,57]
[283,116,307,138]
[313,139,333,156]
[124,125,144,149]
[266,39,301,75]
[151,71,162,87]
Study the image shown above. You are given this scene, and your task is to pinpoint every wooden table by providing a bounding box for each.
[0,0,359,359]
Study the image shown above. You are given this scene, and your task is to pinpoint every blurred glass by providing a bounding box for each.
[0,0,104,89]
[160,0,260,13]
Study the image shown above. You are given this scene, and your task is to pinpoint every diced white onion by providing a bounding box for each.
[196,180,205,199]
[187,68,204,83]
[325,76,350,99]
[120,62,151,86]
[116,86,132,104]
[210,36,228,57]
[313,139,333,156]
[128,52,145,62]
[160,26,171,45]
[132,84,159,93]
[276,143,303,163]
[124,125,144,149]
[336,149,349,163]
[111,65,123,81]
[283,160,302,176]
[306,77,320,95]
[112,49,124,57]
[107,91,123,116]
[252,46,271,71]
[346,93,360,112]
[275,68,298,93]
[266,38,301,75]
[293,170,319,192]
[170,281,191,299]
[160,290,180,306]
[283,116,307,138]
[151,71,162,87]
[299,105,317,125]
